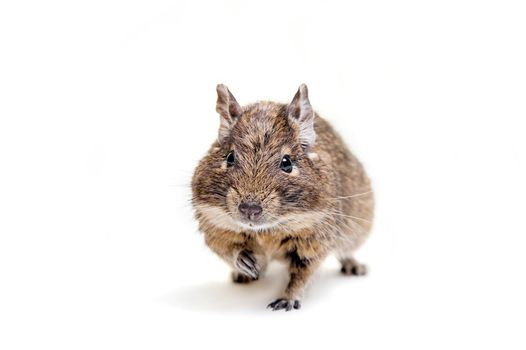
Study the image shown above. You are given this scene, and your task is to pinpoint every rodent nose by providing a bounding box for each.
[238,201,263,220]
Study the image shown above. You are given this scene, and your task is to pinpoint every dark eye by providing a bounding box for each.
[226,151,235,167]
[280,155,293,173]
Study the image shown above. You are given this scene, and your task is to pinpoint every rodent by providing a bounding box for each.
[191,84,374,311]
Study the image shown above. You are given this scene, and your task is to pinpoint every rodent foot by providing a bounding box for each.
[267,298,301,311]
[231,271,258,284]
[235,250,260,279]
[340,259,368,276]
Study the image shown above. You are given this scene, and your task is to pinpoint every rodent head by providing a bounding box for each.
[192,84,328,233]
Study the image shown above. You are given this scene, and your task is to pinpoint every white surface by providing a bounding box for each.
[1,0,525,349]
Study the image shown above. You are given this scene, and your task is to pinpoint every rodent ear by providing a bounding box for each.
[287,84,316,148]
[216,84,242,144]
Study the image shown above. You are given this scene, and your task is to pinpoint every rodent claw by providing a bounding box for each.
[267,298,301,311]
[235,251,259,279]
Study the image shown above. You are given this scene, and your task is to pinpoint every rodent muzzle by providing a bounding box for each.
[238,201,263,221]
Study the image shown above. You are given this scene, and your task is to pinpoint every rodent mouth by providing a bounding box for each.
[236,219,278,232]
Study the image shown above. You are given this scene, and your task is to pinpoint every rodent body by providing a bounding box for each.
[191,84,374,311]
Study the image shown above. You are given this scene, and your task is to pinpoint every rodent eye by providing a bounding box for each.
[226,151,235,167]
[280,155,293,173]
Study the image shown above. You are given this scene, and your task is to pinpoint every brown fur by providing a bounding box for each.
[191,84,374,311]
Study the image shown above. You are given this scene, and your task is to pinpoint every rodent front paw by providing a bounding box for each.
[231,271,258,284]
[267,298,301,311]
[235,250,260,279]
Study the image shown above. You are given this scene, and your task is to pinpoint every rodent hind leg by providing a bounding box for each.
[335,230,369,276]
[338,255,368,276]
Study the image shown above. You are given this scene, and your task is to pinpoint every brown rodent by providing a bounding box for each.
[191,84,374,311]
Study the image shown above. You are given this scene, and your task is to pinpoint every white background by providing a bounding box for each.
[1,0,525,349]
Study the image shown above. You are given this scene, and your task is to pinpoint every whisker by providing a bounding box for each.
[327,190,373,201]
[322,210,372,224]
